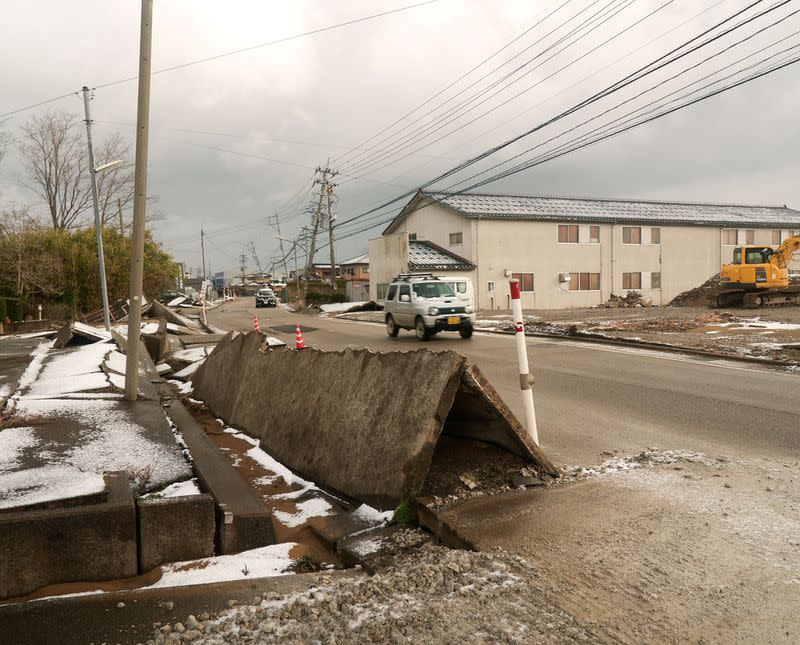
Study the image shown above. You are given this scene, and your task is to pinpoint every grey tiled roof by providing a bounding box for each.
[339,253,369,265]
[408,240,475,271]
[419,191,800,227]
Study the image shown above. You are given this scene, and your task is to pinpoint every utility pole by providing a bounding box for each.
[117,198,124,235]
[272,211,288,280]
[82,85,111,332]
[124,0,153,402]
[249,241,264,282]
[239,252,247,291]
[306,161,338,278]
[200,229,207,280]
[326,182,337,291]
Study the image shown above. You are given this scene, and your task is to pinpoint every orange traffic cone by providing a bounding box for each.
[295,323,305,349]
[253,317,261,333]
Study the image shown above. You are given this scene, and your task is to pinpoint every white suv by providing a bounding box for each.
[383,273,476,341]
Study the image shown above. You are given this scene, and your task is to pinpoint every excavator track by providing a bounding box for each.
[708,287,800,308]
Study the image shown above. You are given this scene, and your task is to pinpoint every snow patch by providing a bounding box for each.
[273,497,334,528]
[147,543,296,588]
[320,301,367,314]
[143,478,202,498]
[0,426,38,474]
[0,465,106,510]
[353,503,394,524]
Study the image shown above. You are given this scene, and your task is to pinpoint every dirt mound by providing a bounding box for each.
[669,274,721,307]
[345,301,384,312]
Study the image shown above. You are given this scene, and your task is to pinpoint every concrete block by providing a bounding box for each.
[192,332,560,512]
[0,473,137,600]
[136,494,215,571]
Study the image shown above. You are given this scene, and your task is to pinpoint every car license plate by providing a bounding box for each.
[447,316,460,325]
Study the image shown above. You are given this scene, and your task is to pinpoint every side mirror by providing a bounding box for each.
[400,294,410,302]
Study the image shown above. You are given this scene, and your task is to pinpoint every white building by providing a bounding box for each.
[368,191,800,310]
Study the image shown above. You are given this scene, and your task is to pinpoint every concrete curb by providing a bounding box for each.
[0,569,363,645]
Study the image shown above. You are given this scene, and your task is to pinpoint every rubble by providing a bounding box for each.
[600,291,653,308]
[148,542,591,644]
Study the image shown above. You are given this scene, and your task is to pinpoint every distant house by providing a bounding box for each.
[339,254,370,301]
[369,190,800,310]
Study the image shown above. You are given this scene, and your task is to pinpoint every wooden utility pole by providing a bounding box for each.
[124,0,153,402]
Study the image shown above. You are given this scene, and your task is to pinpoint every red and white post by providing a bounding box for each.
[509,279,539,445]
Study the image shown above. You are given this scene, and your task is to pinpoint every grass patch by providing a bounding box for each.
[393,498,416,525]
[296,553,322,573]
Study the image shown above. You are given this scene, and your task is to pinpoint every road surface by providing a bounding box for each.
[209,300,800,466]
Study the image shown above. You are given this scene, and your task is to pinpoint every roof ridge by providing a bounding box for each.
[421,189,791,211]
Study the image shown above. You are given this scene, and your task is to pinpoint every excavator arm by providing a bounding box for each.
[771,235,800,269]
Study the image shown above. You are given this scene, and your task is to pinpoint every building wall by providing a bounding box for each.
[368,232,409,301]
[382,201,800,310]
[341,263,370,281]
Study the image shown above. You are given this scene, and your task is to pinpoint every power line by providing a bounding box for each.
[339,0,627,175]
[1,0,444,120]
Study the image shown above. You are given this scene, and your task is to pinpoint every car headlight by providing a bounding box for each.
[465,305,474,313]
[428,307,439,316]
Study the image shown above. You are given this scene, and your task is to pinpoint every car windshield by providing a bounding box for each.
[412,282,454,299]
[258,290,274,296]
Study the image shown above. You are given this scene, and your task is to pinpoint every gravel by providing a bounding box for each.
[149,537,591,644]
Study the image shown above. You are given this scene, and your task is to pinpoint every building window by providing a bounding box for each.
[622,226,641,244]
[722,229,737,245]
[487,281,495,293]
[408,233,417,241]
[651,272,661,289]
[589,225,600,243]
[622,272,642,290]
[449,232,463,246]
[364,267,369,273]
[772,230,781,245]
[569,272,600,291]
[512,272,534,292]
[651,227,660,244]
[744,229,755,245]
[558,224,579,243]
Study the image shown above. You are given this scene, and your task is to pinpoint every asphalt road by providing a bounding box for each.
[209,301,800,466]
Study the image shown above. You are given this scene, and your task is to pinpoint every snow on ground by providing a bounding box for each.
[320,301,366,314]
[143,478,202,498]
[22,342,112,398]
[0,426,38,474]
[13,397,191,490]
[112,321,160,335]
[571,449,718,478]
[0,465,106,510]
[717,317,800,331]
[13,340,52,393]
[172,360,205,381]
[72,322,112,340]
[0,330,55,341]
[104,350,128,374]
[147,543,296,589]
[167,296,187,307]
[242,438,312,489]
[273,497,334,527]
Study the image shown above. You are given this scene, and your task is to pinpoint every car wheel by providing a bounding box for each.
[386,314,399,337]
[459,325,474,339]
[415,317,430,342]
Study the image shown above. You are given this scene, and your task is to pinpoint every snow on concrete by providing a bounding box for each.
[272,497,334,528]
[14,340,53,393]
[13,398,191,490]
[243,440,311,488]
[173,359,205,380]
[0,465,106,510]
[167,296,187,307]
[353,503,394,524]
[146,543,296,589]
[320,301,366,314]
[717,317,800,331]
[22,342,112,398]
[143,478,202,498]
[0,330,54,341]
[172,347,213,363]
[111,321,161,336]
[572,449,718,478]
[104,350,128,375]
[0,426,38,474]
[71,322,112,341]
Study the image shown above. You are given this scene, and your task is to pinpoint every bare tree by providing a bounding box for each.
[18,111,91,230]
[18,111,138,232]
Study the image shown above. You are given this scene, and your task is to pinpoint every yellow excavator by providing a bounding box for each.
[713,235,800,307]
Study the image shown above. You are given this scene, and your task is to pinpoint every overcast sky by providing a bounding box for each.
[1,0,799,277]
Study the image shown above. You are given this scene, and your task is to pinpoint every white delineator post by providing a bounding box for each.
[510,279,539,445]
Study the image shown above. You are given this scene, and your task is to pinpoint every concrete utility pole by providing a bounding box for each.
[117,198,124,234]
[124,0,153,402]
[272,211,288,280]
[82,86,111,332]
[239,252,247,291]
[200,229,207,280]
[326,182,337,291]
[306,162,338,278]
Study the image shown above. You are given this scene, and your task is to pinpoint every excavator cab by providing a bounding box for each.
[720,245,788,291]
